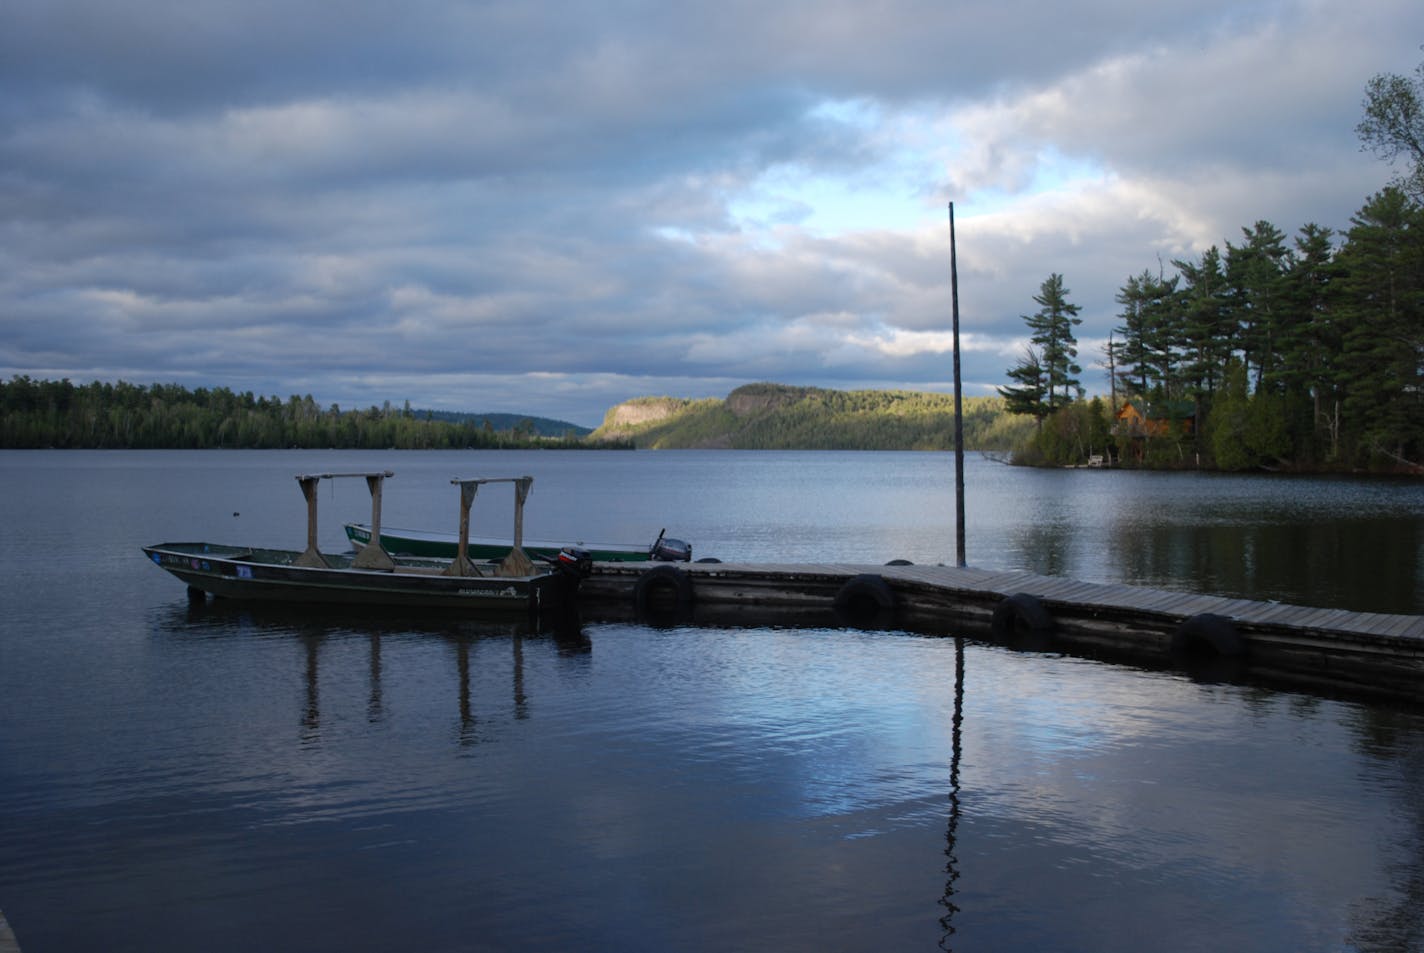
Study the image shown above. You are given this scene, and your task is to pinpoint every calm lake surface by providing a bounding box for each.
[2,449,1423,952]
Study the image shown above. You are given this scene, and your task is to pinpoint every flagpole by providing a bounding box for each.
[949,202,966,568]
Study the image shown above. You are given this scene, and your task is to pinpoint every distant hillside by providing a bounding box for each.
[0,376,614,449]
[421,410,592,438]
[1,375,1024,451]
[590,383,1033,450]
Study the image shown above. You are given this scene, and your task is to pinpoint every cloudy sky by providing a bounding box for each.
[3,1,1421,427]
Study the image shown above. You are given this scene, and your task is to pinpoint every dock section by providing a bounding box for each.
[581,562,1424,699]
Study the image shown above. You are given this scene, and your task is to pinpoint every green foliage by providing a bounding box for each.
[1334,189,1424,468]
[1000,274,1082,424]
[1207,361,1290,470]
[1206,363,1247,471]
[421,410,591,438]
[0,377,631,450]
[1357,54,1424,203]
[591,383,1033,451]
[1011,398,1115,466]
[1173,245,1232,398]
[1078,181,1424,473]
[1111,269,1180,400]
[1027,273,1084,410]
[639,401,740,449]
[998,347,1049,424]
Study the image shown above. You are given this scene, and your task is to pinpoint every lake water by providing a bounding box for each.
[2,450,1423,952]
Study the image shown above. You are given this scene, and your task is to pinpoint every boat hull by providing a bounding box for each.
[144,542,567,613]
[344,523,658,563]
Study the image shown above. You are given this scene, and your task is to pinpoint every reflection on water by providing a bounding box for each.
[4,450,1424,952]
[939,636,965,950]
[165,600,592,750]
[986,465,1424,613]
[4,597,1424,951]
[1344,705,1424,951]
[1101,513,1424,612]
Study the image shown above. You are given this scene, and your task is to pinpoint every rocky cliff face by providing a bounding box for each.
[725,383,807,417]
[600,397,687,429]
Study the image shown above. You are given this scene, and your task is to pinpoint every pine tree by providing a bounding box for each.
[998,346,1050,427]
[1022,273,1083,412]
[1225,221,1290,391]
[1111,270,1178,399]
[1281,223,1341,461]
[1173,246,1231,402]
[1334,188,1424,467]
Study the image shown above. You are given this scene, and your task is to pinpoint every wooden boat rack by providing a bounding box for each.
[293,471,537,578]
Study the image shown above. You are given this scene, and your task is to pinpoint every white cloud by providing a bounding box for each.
[2,0,1421,424]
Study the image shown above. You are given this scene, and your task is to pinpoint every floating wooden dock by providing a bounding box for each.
[579,562,1424,700]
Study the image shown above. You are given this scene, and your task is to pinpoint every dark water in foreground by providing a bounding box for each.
[2,450,1423,952]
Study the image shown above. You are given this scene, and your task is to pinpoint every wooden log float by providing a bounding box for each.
[580,561,1424,700]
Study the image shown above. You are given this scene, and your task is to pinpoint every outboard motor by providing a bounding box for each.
[650,530,692,562]
[555,545,593,579]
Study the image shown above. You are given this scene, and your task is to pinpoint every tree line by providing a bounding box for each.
[0,377,628,450]
[1003,188,1424,471]
[1000,59,1424,472]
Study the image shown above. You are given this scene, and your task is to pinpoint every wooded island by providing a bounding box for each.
[997,188,1423,474]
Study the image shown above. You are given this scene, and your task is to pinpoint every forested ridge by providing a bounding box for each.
[2,377,1030,452]
[591,383,1032,450]
[0,377,618,449]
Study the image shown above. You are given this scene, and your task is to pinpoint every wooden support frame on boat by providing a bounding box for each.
[294,470,397,570]
[444,476,535,578]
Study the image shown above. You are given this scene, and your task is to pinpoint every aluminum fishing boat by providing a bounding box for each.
[145,473,586,614]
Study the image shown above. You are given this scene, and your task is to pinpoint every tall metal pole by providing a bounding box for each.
[949,203,967,567]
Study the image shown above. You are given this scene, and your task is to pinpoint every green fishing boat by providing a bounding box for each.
[344,522,691,563]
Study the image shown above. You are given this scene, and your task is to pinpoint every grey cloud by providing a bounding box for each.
[2,0,1421,425]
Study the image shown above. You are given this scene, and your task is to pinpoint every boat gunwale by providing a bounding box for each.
[143,541,556,584]
[344,522,656,560]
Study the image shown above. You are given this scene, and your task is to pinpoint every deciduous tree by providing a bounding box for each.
[1357,50,1424,202]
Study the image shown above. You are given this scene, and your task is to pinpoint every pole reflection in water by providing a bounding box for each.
[513,635,528,720]
[300,628,321,745]
[456,638,476,745]
[367,633,383,723]
[940,635,965,950]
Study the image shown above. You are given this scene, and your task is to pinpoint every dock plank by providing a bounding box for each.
[595,562,1423,669]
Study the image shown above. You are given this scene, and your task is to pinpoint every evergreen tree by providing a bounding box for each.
[1022,273,1083,412]
[1282,223,1342,461]
[1334,188,1424,467]
[1111,272,1152,399]
[1111,270,1178,399]
[998,346,1050,427]
[1225,221,1290,390]
[1173,245,1231,430]
[1208,360,1253,471]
